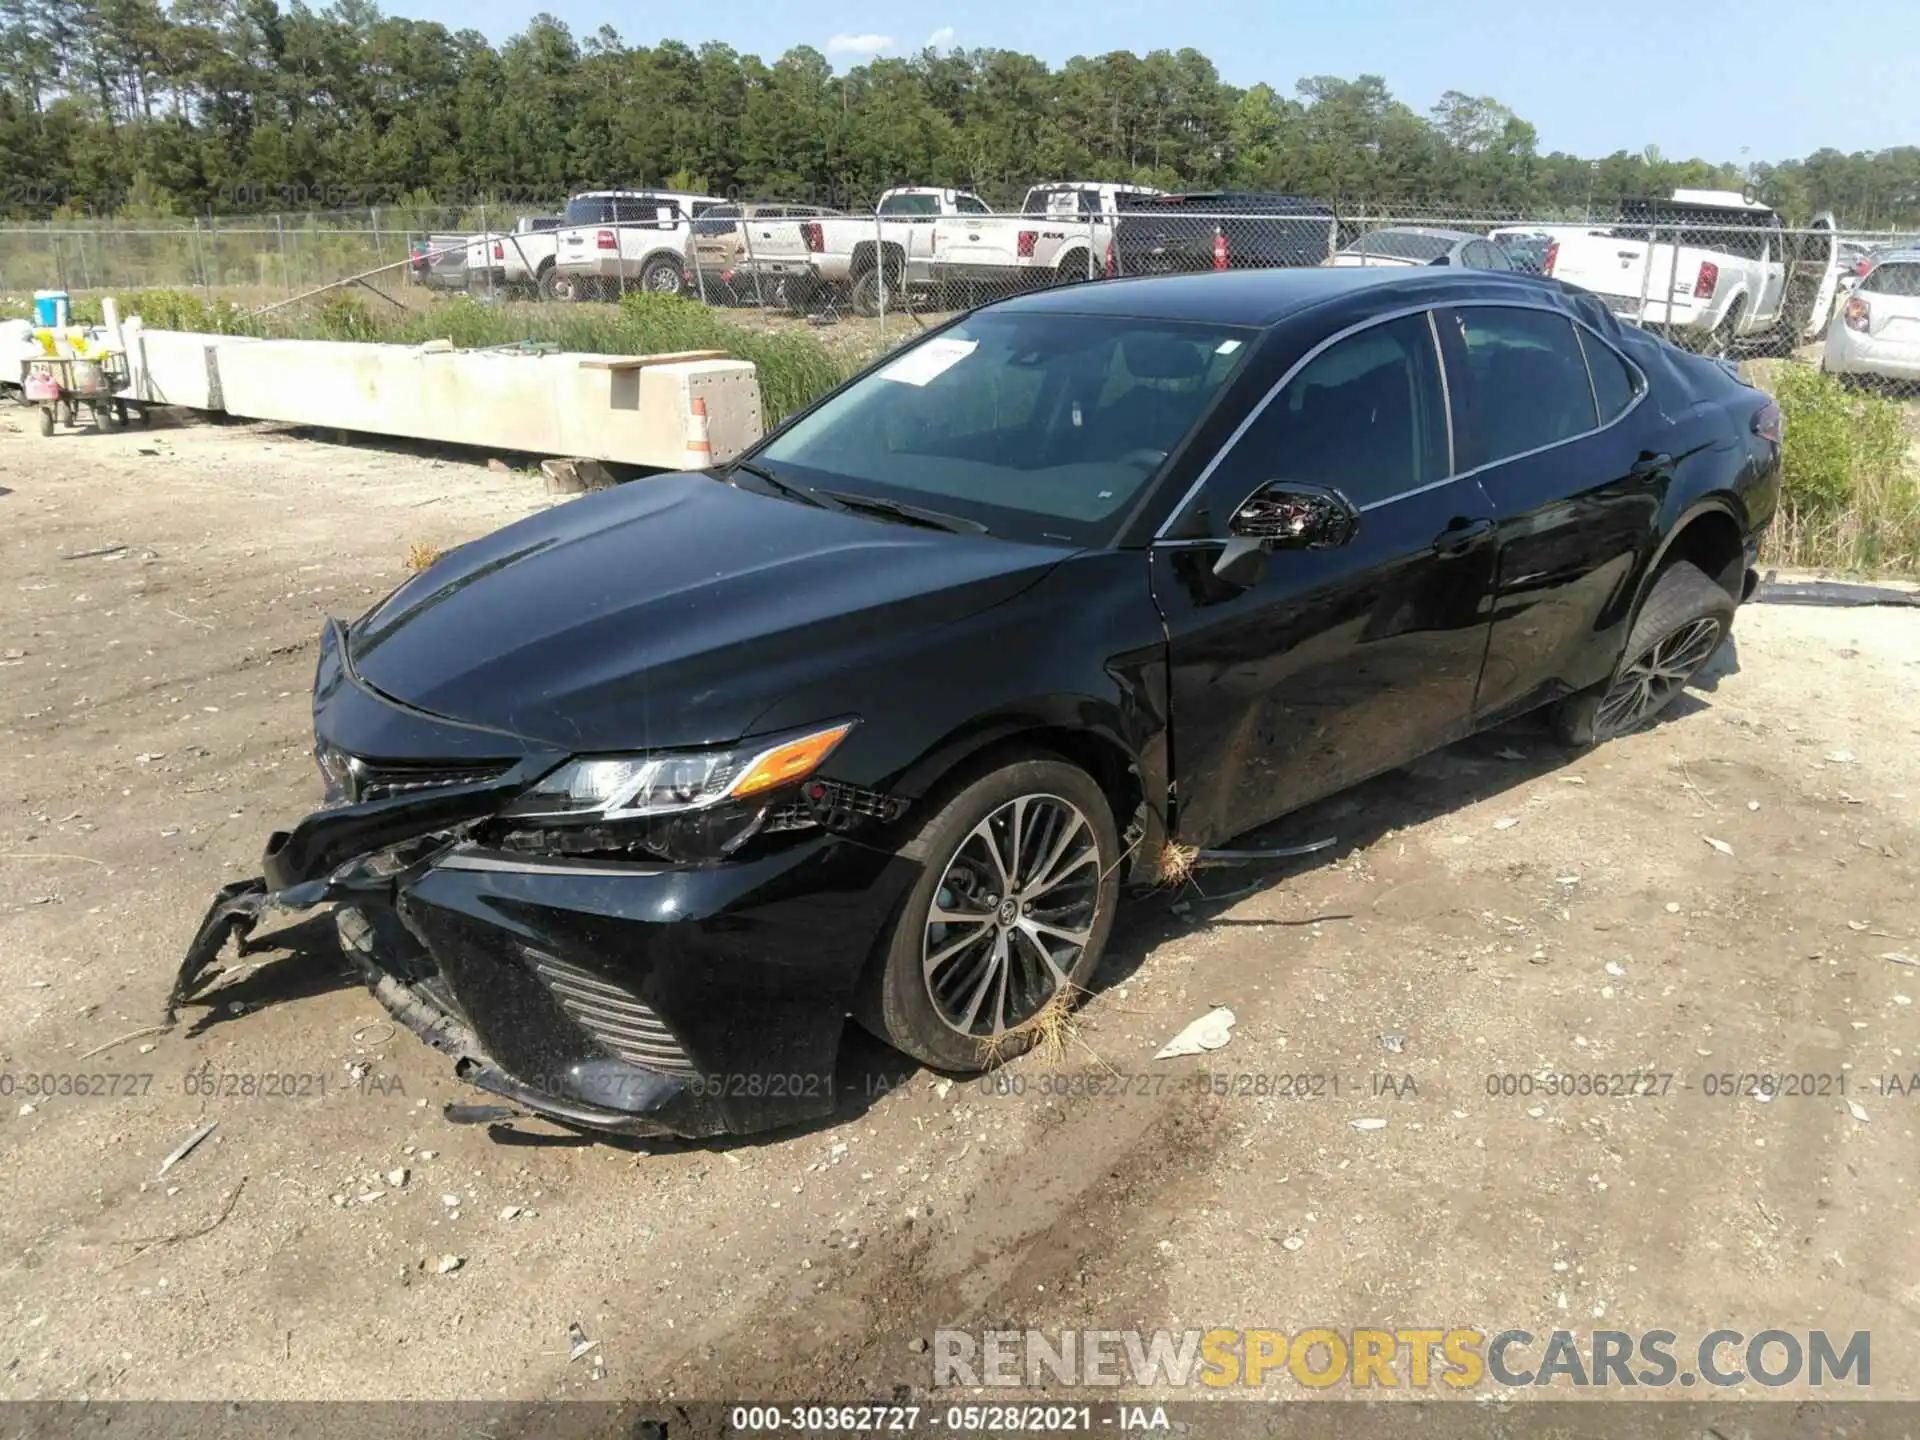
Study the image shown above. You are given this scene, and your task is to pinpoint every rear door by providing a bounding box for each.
[1436,303,1667,724]
[1152,310,1499,846]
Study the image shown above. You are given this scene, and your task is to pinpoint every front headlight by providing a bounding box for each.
[495,721,855,862]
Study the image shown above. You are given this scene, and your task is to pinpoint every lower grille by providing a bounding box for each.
[524,949,695,1075]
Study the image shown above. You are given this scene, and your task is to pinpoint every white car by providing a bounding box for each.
[1822,250,1920,383]
[547,189,722,301]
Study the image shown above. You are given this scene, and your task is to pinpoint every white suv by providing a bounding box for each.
[1823,250,1920,382]
[547,189,721,301]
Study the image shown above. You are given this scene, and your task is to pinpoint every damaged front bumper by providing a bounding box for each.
[172,621,917,1139]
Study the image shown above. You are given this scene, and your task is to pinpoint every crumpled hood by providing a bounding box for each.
[347,473,1063,752]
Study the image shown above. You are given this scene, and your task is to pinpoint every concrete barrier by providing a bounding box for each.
[120,327,765,468]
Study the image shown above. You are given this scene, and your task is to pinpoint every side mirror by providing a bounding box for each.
[1212,483,1359,585]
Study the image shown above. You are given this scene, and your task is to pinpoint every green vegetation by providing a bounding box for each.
[1766,365,1920,574]
[2,9,1917,226]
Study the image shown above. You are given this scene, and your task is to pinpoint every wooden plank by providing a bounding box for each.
[577,349,730,372]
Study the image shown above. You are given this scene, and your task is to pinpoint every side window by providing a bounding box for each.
[1451,307,1600,468]
[956,194,991,216]
[1576,327,1642,423]
[1219,313,1449,511]
[1483,243,1514,271]
[1461,241,1489,269]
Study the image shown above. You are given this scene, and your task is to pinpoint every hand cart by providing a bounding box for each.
[21,352,134,436]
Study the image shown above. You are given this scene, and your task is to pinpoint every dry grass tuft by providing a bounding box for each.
[976,983,1089,1070]
[1155,842,1202,886]
[403,539,443,573]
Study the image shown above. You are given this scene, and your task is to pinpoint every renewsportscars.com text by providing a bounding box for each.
[931,1328,1871,1389]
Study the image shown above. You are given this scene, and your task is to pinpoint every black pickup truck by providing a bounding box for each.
[1111,190,1338,275]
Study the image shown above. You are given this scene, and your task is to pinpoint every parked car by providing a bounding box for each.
[464,215,563,297]
[1822,249,1920,382]
[1329,227,1516,270]
[175,266,1782,1140]
[921,181,1162,293]
[1543,191,1842,355]
[409,233,471,291]
[547,189,722,301]
[736,187,994,315]
[690,202,844,301]
[1109,191,1337,276]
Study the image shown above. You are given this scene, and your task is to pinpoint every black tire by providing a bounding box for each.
[850,268,883,317]
[859,753,1121,1073]
[1554,560,1735,747]
[537,266,576,302]
[640,255,684,297]
[38,405,54,437]
[1053,252,1091,286]
[1703,299,1745,358]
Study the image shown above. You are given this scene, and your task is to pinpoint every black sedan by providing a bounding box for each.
[175,267,1782,1139]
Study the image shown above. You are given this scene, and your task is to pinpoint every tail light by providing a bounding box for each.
[1017,230,1037,258]
[1543,240,1559,276]
[801,222,824,253]
[1856,257,1872,276]
[1694,261,1718,299]
[1752,399,1783,445]
[1213,228,1229,271]
[1104,241,1116,277]
[492,241,504,261]
[1845,295,1871,333]
[595,229,617,251]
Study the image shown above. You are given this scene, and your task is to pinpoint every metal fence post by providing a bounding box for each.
[740,210,767,314]
[1086,212,1097,281]
[478,202,491,299]
[277,214,289,296]
[1664,222,1683,342]
[875,211,887,344]
[1635,224,1657,330]
[192,216,208,299]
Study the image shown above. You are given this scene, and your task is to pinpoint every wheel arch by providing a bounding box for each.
[1638,495,1750,608]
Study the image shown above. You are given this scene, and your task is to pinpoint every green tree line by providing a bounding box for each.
[2,0,1916,225]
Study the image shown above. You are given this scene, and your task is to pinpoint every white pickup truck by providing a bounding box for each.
[735,187,988,315]
[463,215,563,296]
[738,183,1161,315]
[1540,191,1842,354]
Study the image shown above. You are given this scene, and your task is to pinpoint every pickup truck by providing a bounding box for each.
[927,181,1162,291]
[409,233,471,291]
[690,202,844,302]
[1542,192,1842,354]
[463,215,563,297]
[1110,192,1337,276]
[733,187,992,315]
[546,189,722,301]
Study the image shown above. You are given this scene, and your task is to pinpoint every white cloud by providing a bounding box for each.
[926,25,957,48]
[825,32,894,56]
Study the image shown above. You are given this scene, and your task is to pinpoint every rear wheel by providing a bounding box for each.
[859,754,1120,1072]
[640,256,685,297]
[537,266,578,302]
[1052,252,1091,286]
[850,268,884,317]
[1554,561,1735,746]
[1702,299,1745,359]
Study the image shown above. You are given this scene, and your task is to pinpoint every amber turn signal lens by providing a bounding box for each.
[729,723,855,799]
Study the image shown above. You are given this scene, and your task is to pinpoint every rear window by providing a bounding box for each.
[1861,262,1920,297]
[563,197,615,226]
[1024,187,1100,218]
[693,204,741,236]
[880,193,939,217]
[1346,230,1455,262]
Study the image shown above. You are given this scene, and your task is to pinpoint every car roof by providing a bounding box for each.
[989,265,1564,327]
[1358,225,1479,241]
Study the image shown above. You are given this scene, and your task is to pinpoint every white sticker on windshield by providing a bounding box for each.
[1215,339,1243,354]
[876,337,978,387]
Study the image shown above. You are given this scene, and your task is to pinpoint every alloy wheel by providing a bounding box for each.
[1594,616,1722,737]
[922,794,1101,1038]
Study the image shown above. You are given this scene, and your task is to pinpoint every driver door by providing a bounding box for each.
[1150,310,1498,847]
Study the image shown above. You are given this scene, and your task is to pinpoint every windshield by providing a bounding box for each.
[756,311,1253,546]
[1344,229,1455,261]
[879,193,940,217]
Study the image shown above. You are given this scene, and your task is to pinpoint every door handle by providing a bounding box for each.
[1628,452,1673,480]
[1431,517,1495,556]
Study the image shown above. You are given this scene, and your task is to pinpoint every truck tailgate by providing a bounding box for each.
[1551,235,1657,317]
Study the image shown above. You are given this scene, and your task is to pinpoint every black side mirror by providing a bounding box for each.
[1212,482,1359,586]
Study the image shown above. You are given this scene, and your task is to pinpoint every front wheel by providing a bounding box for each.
[1554,561,1735,746]
[859,755,1120,1072]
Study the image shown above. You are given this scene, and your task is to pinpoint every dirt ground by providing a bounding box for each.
[3,414,1919,1406]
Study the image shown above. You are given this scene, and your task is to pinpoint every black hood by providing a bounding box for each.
[347,473,1064,752]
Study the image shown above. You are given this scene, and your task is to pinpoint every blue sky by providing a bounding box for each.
[391,0,1912,163]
